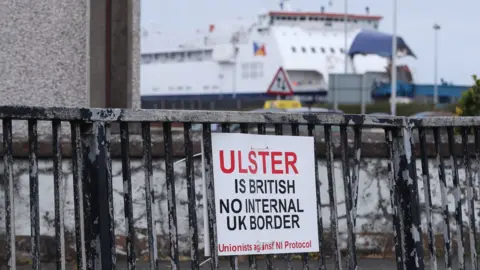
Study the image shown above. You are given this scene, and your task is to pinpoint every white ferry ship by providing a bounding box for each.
[140,2,414,110]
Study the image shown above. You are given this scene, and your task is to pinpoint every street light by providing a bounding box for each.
[390,0,397,116]
[344,0,348,74]
[433,23,440,108]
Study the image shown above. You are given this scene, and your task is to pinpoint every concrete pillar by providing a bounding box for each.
[0,0,140,109]
[0,1,140,135]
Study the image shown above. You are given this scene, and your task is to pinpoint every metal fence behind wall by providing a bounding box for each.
[0,106,479,270]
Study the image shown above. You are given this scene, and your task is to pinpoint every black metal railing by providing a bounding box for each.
[0,106,479,270]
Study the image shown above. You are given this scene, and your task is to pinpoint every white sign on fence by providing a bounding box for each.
[209,133,319,256]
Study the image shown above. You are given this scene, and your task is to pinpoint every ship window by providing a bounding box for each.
[301,47,306,53]
[320,47,325,53]
[330,48,335,53]
[340,48,345,54]
[291,46,296,53]
[141,54,153,64]
[311,47,316,53]
[299,16,306,21]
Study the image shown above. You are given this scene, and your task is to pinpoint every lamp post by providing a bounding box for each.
[390,0,397,116]
[433,23,440,108]
[344,0,348,73]
[333,0,348,111]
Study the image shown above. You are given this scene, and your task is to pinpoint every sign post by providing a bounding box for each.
[267,67,294,99]
[206,133,319,256]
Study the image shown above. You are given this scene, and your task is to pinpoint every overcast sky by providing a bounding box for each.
[141,0,479,85]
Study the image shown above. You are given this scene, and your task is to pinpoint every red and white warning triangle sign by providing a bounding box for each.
[266,67,294,96]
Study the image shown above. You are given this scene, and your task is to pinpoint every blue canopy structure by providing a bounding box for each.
[348,30,416,59]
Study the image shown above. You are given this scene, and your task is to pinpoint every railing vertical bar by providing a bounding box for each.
[93,122,116,269]
[164,122,180,270]
[52,120,66,270]
[325,125,342,270]
[418,127,437,270]
[120,122,137,270]
[462,127,478,270]
[221,123,239,270]
[433,127,452,269]
[308,124,327,270]
[394,124,424,270]
[239,123,257,270]
[184,122,200,270]
[71,122,86,270]
[257,123,275,270]
[351,126,362,227]
[81,124,95,268]
[3,118,15,270]
[203,123,219,270]
[107,123,117,268]
[274,124,283,136]
[340,125,357,270]
[291,123,310,270]
[474,127,480,264]
[28,119,40,270]
[447,127,465,270]
[475,128,480,202]
[384,128,404,270]
[142,122,159,270]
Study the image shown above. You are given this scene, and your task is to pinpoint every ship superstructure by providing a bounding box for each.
[141,5,391,109]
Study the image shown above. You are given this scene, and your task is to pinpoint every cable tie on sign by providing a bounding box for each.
[251,146,269,151]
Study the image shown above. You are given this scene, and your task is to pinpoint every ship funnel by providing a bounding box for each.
[365,6,370,15]
[321,6,325,13]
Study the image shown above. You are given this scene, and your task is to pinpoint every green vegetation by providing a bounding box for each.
[319,101,455,116]
[455,75,480,117]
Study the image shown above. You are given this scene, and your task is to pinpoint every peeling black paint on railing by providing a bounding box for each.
[52,119,67,270]
[164,122,180,270]
[184,122,200,270]
[325,125,342,270]
[120,122,137,270]
[203,123,219,270]
[3,118,15,270]
[71,122,86,269]
[462,127,477,270]
[308,123,327,270]
[4,106,480,270]
[340,125,357,270]
[142,122,158,270]
[28,119,40,270]
[433,127,452,270]
[418,127,437,270]
[351,126,362,228]
[384,128,404,270]
[447,127,465,270]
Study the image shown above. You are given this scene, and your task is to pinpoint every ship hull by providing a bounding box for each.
[141,90,328,110]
